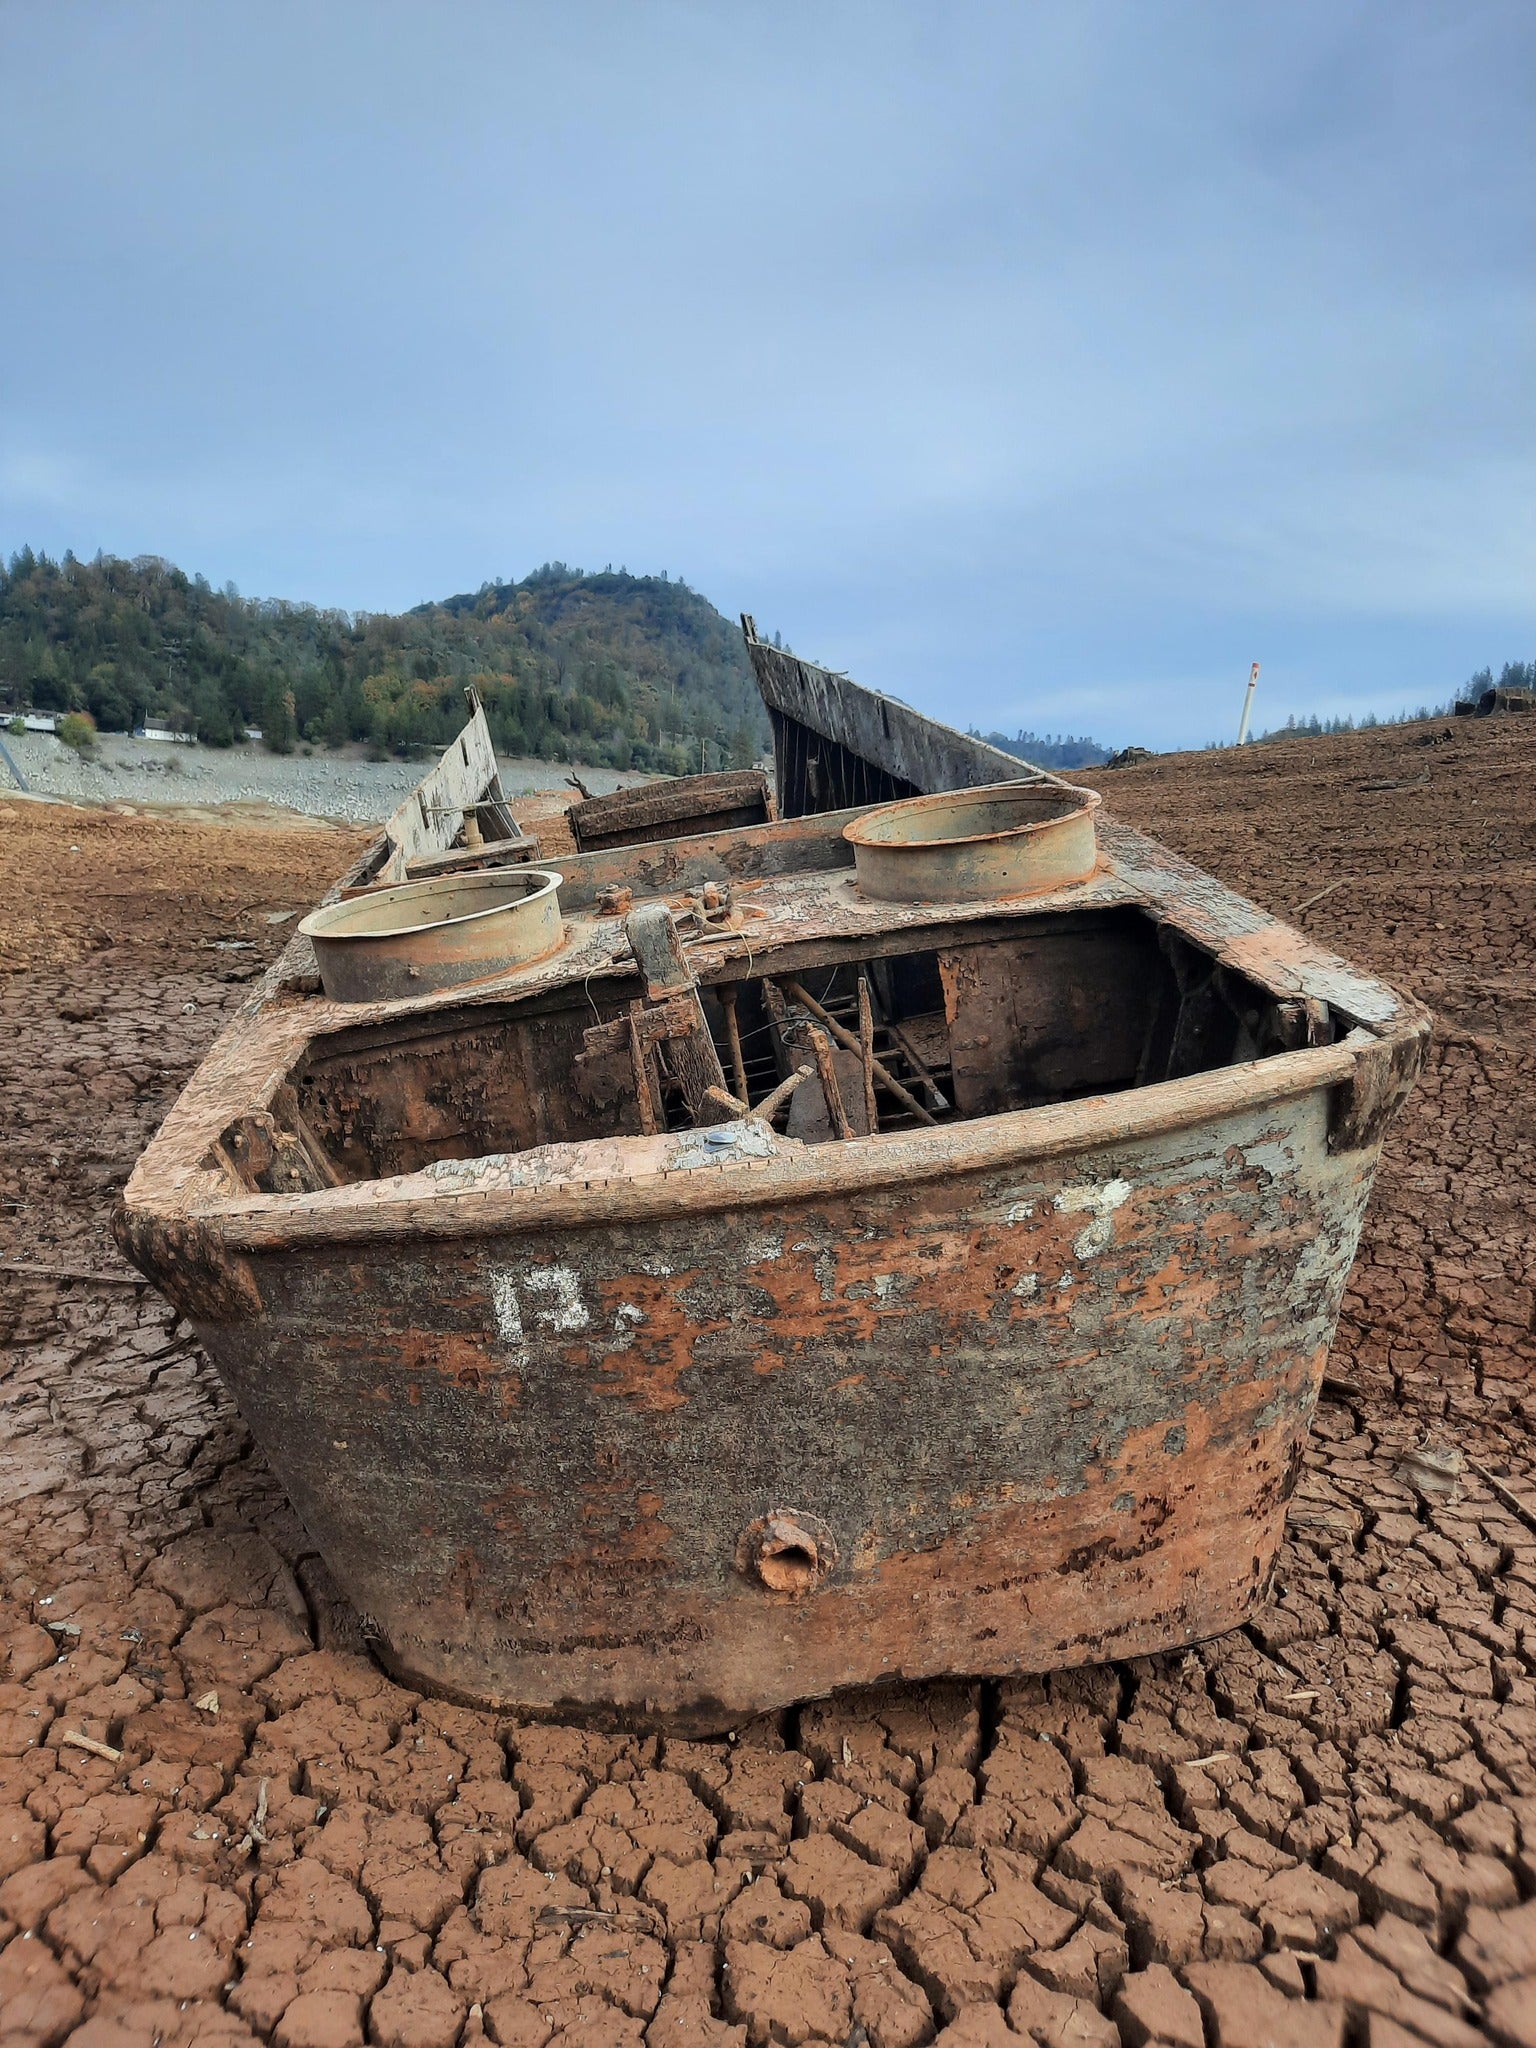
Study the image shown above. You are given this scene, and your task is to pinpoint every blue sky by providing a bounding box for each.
[1,1,1531,748]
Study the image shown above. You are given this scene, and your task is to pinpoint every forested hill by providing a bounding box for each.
[973,727,1110,769]
[0,549,769,773]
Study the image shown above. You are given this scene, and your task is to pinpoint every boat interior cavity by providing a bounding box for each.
[212,902,1338,1194]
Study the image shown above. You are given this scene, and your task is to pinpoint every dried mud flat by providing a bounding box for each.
[2,721,1534,2048]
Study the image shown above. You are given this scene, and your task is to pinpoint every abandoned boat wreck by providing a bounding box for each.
[115,650,1428,1733]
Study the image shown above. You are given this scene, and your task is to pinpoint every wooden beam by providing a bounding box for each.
[805,1024,854,1140]
[779,977,938,1127]
[857,977,880,1134]
[752,1063,814,1124]
[624,904,731,1124]
[375,705,502,884]
[719,985,750,1105]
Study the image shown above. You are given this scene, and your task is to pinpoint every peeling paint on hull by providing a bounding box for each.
[181,1087,1380,1732]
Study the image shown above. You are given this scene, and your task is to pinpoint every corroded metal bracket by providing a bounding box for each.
[735,1509,839,1596]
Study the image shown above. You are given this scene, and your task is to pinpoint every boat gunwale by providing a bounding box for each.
[155,1031,1392,1254]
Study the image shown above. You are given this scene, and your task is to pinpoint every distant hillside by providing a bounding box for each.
[972,727,1111,769]
[0,548,769,773]
[1251,660,1531,743]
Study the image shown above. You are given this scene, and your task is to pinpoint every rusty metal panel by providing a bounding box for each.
[293,1001,641,1180]
[173,1083,1380,1734]
[938,923,1162,1116]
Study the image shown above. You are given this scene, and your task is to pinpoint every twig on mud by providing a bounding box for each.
[61,1730,123,1762]
[237,1777,269,1855]
[1469,1459,1536,1536]
[1292,877,1348,915]
[1182,1752,1234,1768]
[0,1260,148,1286]
[537,1901,668,1942]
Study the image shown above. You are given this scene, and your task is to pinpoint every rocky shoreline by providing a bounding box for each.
[0,731,641,826]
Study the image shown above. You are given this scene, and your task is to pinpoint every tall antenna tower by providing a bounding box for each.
[1236,662,1260,745]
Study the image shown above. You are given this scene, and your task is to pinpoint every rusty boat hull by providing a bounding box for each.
[115,682,1427,1733]
[156,1075,1385,1730]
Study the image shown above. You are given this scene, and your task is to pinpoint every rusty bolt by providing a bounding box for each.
[736,1509,837,1596]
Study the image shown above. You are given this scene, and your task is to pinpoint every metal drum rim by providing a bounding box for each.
[298,866,565,946]
[842,780,1101,854]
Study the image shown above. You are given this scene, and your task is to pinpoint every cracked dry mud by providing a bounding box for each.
[2,719,1534,2048]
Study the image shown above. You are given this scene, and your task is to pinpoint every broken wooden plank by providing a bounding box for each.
[375,700,501,883]
[579,998,698,1059]
[752,1063,814,1124]
[702,1085,750,1120]
[628,1008,661,1136]
[404,834,540,879]
[779,976,937,1127]
[625,903,731,1124]
[61,1730,124,1762]
[857,976,880,1134]
[1293,877,1348,915]
[569,770,775,852]
[805,1024,854,1140]
[0,1261,148,1287]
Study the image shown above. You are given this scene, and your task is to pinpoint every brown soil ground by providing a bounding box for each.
[2,721,1534,2048]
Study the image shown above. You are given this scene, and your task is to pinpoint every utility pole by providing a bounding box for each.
[1236,662,1260,745]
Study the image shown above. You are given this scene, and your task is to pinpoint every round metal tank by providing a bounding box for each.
[300,868,565,1002]
[844,781,1101,902]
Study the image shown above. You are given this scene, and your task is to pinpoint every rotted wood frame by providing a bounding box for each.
[743,616,1062,816]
